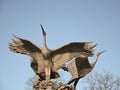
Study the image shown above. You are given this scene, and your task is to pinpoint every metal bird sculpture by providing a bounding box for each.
[63,50,105,88]
[9,25,95,81]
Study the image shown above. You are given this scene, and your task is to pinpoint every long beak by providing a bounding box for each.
[99,50,106,54]
[40,24,46,36]
[91,43,98,49]
[97,50,106,56]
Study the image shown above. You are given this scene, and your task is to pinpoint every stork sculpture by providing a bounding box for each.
[63,50,105,88]
[9,25,96,81]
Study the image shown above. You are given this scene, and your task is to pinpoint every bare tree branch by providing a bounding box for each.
[83,72,120,90]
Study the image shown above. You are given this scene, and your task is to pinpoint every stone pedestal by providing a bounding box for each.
[33,80,75,90]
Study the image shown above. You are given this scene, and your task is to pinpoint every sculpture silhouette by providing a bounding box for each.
[9,25,95,81]
[63,51,105,88]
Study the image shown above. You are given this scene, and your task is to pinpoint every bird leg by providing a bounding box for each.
[44,60,51,81]
[67,74,79,84]
[67,77,80,89]
[73,77,81,89]
[45,66,51,81]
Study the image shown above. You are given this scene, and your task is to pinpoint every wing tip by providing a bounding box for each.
[12,34,19,39]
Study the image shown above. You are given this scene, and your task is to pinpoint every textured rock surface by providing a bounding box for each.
[33,80,75,90]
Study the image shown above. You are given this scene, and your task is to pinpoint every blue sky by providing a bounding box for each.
[0,0,120,90]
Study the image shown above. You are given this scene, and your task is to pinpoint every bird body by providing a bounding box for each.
[9,25,95,81]
[65,51,105,88]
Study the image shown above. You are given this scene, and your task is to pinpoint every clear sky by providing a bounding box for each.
[0,0,120,90]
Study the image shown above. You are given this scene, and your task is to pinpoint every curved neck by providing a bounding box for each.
[43,34,48,48]
[91,51,105,68]
[90,54,99,68]
[41,25,48,49]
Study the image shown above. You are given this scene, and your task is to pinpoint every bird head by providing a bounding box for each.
[40,24,46,36]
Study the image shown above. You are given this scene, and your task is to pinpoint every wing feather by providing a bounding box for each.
[52,42,95,70]
[9,35,43,62]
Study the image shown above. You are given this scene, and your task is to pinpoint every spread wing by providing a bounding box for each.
[66,57,92,85]
[52,42,96,70]
[75,57,91,70]
[9,35,44,65]
[74,57,92,77]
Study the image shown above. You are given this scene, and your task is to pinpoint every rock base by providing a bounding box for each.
[33,80,75,90]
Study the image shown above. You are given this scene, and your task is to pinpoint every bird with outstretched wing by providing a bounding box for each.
[62,51,105,88]
[9,25,96,81]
